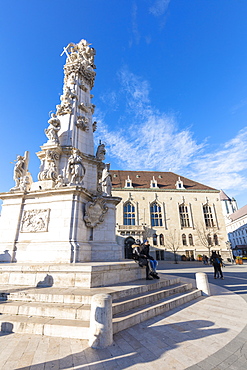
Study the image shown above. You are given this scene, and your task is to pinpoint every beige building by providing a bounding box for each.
[111,170,229,261]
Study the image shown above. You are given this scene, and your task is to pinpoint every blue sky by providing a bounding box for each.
[1,0,247,208]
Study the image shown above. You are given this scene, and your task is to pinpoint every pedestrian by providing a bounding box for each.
[210,251,224,279]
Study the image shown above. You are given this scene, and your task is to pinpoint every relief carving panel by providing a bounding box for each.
[21,209,50,233]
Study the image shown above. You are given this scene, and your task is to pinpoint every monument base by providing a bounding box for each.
[0,261,145,288]
[0,187,122,264]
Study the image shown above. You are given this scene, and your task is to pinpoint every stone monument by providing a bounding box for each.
[0,39,123,265]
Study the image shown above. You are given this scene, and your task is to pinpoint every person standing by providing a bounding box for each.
[210,251,224,279]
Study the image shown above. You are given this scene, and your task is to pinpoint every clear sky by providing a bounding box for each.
[1,0,247,208]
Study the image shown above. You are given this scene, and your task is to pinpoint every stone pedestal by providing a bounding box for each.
[0,187,122,264]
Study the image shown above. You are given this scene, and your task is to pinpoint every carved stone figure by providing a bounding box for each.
[45,114,61,144]
[63,39,96,70]
[62,39,96,90]
[13,155,25,188]
[76,116,89,131]
[56,86,77,116]
[96,143,106,161]
[55,174,64,188]
[92,121,97,132]
[66,149,85,185]
[11,151,29,191]
[100,163,112,197]
[19,175,31,192]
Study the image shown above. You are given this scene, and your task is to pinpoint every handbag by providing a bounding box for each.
[138,257,148,267]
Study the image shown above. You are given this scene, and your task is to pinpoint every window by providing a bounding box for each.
[203,205,214,228]
[150,176,158,188]
[179,204,190,228]
[182,234,187,246]
[124,176,132,188]
[153,234,157,245]
[150,202,163,227]
[159,234,164,245]
[214,234,218,245]
[175,177,185,189]
[207,234,212,246]
[123,202,135,225]
[189,234,193,246]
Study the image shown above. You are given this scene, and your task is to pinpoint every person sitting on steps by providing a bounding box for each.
[140,240,160,280]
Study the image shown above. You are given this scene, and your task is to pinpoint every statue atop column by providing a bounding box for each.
[61,39,96,90]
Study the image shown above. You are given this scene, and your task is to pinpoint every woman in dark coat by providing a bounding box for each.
[140,240,159,280]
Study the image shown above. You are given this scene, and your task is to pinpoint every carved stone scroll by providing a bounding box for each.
[38,150,60,181]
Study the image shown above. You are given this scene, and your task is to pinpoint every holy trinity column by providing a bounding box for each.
[36,39,101,193]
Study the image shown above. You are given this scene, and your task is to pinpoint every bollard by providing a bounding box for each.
[88,293,113,348]
[195,272,211,296]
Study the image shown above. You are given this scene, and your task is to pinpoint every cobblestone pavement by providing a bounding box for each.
[0,261,246,370]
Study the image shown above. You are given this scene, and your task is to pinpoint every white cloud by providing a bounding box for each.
[231,98,247,114]
[130,2,140,46]
[95,67,202,172]
[100,90,119,111]
[149,0,171,17]
[95,67,247,200]
[188,127,247,192]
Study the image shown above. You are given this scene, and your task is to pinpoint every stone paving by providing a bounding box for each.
[0,261,247,370]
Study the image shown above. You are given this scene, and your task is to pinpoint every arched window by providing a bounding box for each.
[123,202,135,225]
[214,234,218,245]
[203,205,214,228]
[153,233,157,245]
[189,234,193,246]
[207,234,212,246]
[160,234,164,245]
[179,204,190,228]
[182,234,187,246]
[150,202,163,227]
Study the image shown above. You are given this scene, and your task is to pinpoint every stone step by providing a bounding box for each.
[0,277,202,340]
[112,282,193,315]
[0,300,91,320]
[110,277,181,301]
[0,277,181,304]
[113,289,202,334]
[0,313,89,339]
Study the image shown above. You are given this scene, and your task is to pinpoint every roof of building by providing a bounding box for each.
[219,189,232,201]
[110,170,218,191]
[228,204,247,221]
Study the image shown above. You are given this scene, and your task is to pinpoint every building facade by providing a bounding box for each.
[111,170,229,261]
[225,204,247,257]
